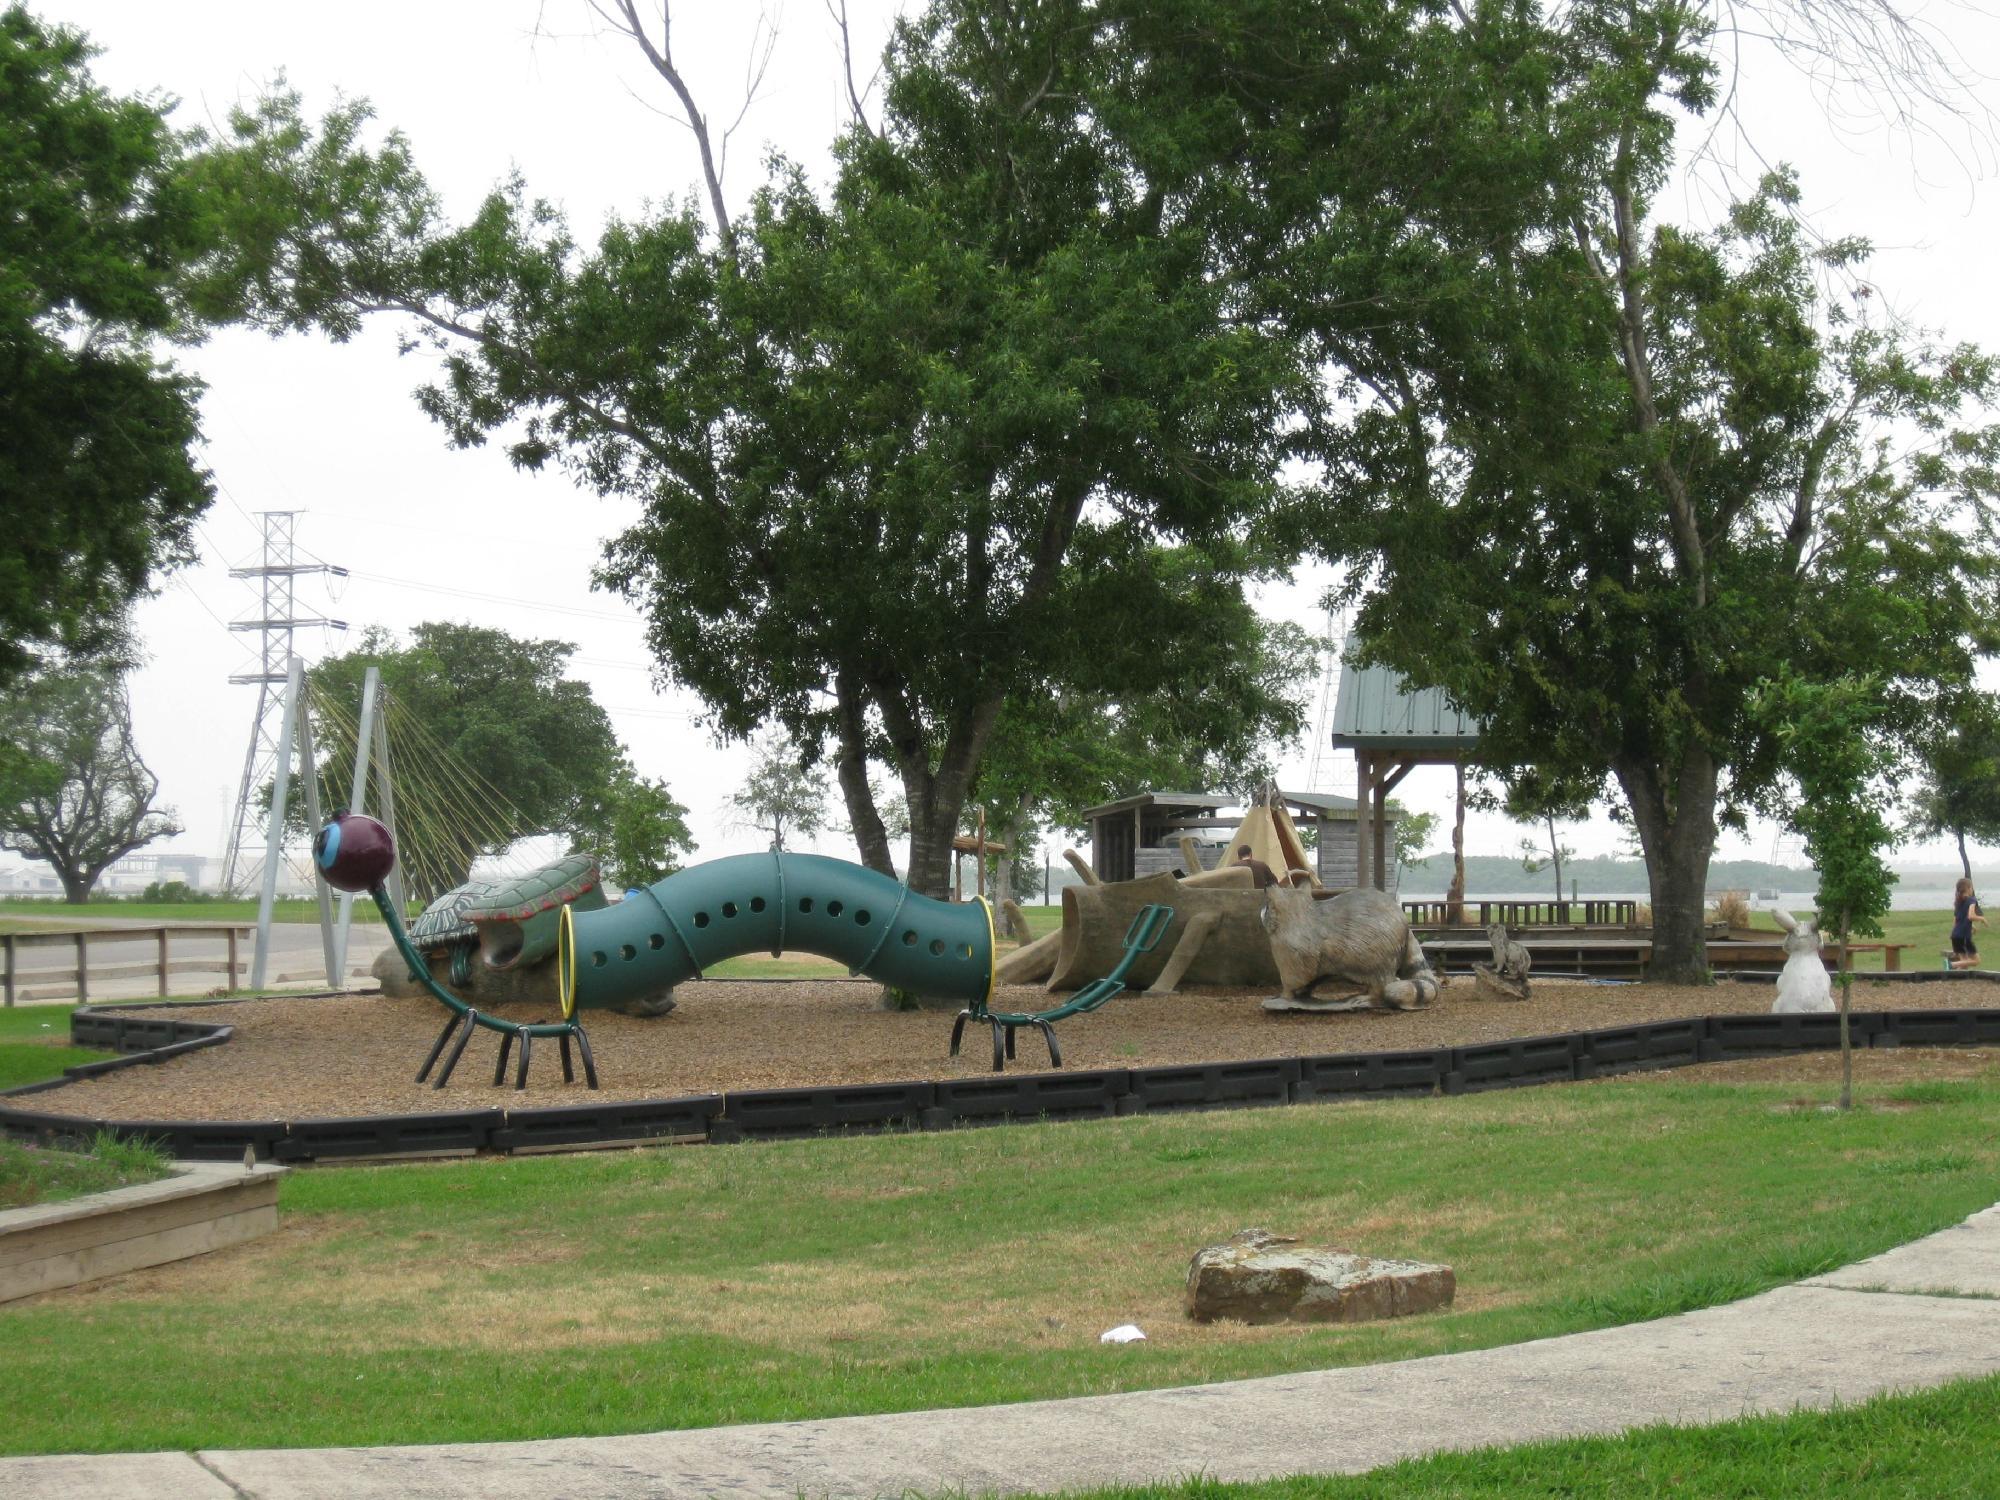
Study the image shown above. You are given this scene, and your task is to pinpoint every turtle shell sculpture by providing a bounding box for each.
[374,855,676,1016]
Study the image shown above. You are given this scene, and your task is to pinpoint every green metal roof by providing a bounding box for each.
[1329,662,1482,752]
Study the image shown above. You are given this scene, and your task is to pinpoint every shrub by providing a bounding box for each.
[138,880,215,903]
[1712,889,1752,927]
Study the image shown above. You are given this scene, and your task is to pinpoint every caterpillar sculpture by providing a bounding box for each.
[314,811,996,1090]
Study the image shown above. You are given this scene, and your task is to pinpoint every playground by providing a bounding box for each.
[27,971,2000,1121]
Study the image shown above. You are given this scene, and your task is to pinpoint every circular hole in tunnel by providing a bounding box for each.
[928,939,945,956]
[958,943,973,959]
[722,902,738,918]
[591,951,607,967]
[799,897,814,913]
[648,933,665,950]
[750,896,766,913]
[693,911,710,928]
[902,930,918,946]
[621,944,636,961]
[827,900,844,917]
[855,909,871,925]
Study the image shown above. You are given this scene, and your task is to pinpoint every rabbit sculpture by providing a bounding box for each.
[1769,908,1834,1013]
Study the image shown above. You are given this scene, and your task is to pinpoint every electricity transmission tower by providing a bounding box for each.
[220,512,347,895]
[1306,602,1355,799]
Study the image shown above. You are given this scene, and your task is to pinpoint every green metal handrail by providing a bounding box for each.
[952,903,1174,1072]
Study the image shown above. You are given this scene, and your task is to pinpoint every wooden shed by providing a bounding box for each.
[1080,789,1401,891]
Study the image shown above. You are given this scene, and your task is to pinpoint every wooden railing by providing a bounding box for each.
[1402,898,1639,929]
[1,926,250,1006]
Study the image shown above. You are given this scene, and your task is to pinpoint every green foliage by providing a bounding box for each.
[0,1128,169,1209]
[1907,692,2000,875]
[0,7,274,684]
[0,657,180,902]
[568,765,695,891]
[1388,806,1437,870]
[205,5,1321,896]
[1241,1,2000,977]
[1753,671,1899,942]
[137,879,215,903]
[308,623,662,898]
[729,734,830,852]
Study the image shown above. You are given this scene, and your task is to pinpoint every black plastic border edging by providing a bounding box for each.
[3,1001,1998,1162]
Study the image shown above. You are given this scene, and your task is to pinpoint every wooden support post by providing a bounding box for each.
[226,928,240,994]
[1144,911,1220,996]
[1354,752,1375,891]
[157,929,169,998]
[75,932,88,1004]
[3,933,13,1007]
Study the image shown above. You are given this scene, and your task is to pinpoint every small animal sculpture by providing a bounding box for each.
[1769,908,1834,1014]
[1260,885,1439,1010]
[1487,924,1532,983]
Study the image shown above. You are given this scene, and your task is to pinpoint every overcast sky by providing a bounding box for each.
[23,0,2000,880]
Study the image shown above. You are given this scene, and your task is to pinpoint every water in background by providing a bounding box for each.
[1399,886,1965,910]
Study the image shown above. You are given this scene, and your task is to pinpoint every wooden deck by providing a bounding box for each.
[1420,934,1919,980]
[1403,898,1637,928]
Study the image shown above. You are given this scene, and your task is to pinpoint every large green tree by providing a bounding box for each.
[966,564,1315,903]
[1197,2,2000,980]
[0,656,180,902]
[202,0,1327,898]
[0,6,217,684]
[306,623,684,901]
[1906,693,2000,879]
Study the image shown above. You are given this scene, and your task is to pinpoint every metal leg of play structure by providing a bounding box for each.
[491,1029,515,1087]
[949,1010,972,1058]
[559,1031,574,1083]
[513,1032,534,1090]
[433,1010,480,1089]
[573,1025,599,1089]
[416,1011,460,1084]
[1035,1018,1062,1068]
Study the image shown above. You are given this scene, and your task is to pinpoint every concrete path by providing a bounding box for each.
[7,1205,1999,1500]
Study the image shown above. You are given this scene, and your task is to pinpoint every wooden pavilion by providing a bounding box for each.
[1329,661,1482,891]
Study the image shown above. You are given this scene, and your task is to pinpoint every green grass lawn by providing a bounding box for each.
[1729,908,1957,972]
[0,1002,110,1091]
[0,1131,171,1210]
[0,897,389,926]
[1027,1371,2000,1498]
[2,1055,1996,1455]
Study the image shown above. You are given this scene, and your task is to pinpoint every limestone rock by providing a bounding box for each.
[1185,1227,1455,1325]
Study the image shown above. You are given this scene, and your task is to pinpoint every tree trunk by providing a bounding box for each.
[1446,762,1467,924]
[833,676,896,878]
[62,872,93,904]
[1957,827,1971,880]
[1546,813,1564,905]
[1836,908,1854,1112]
[989,798,1031,910]
[1615,749,1719,984]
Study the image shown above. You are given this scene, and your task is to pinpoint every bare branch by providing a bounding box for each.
[826,0,888,137]
[588,0,739,246]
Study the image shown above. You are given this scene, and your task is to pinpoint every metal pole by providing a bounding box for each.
[333,665,380,978]
[294,686,340,988]
[250,657,303,990]
[371,696,406,920]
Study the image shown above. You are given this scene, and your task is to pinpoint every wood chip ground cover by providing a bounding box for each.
[31,976,2000,1120]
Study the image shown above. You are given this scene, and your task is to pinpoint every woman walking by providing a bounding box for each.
[1951,877,1986,969]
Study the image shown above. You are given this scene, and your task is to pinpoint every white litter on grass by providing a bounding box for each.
[1099,1324,1146,1344]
